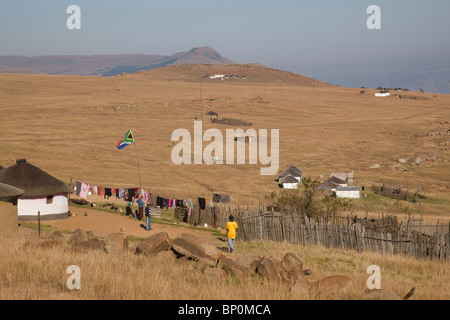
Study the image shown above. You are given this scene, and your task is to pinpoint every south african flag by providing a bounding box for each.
[116,129,135,150]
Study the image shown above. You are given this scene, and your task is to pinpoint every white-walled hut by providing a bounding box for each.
[282,175,300,189]
[0,159,74,221]
[0,183,24,232]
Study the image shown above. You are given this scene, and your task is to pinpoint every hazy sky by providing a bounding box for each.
[1,0,449,91]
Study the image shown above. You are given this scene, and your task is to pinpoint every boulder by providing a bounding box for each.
[135,232,171,256]
[50,231,66,243]
[235,254,262,268]
[104,232,129,254]
[204,267,227,280]
[253,257,282,283]
[175,256,192,268]
[67,228,89,245]
[156,250,177,262]
[218,255,249,278]
[309,275,352,290]
[172,233,221,267]
[280,253,304,285]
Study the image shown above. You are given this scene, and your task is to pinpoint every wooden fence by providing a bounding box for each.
[173,202,449,262]
[234,214,450,262]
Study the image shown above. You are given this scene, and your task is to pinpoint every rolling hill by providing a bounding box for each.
[0,46,235,76]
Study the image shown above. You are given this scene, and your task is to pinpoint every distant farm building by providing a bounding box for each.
[318,176,348,190]
[281,175,300,189]
[329,172,355,184]
[205,111,219,120]
[334,186,361,199]
[0,183,24,232]
[375,91,390,97]
[0,159,74,221]
[278,166,303,184]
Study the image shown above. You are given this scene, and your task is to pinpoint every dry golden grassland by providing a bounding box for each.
[0,226,448,300]
[0,67,448,217]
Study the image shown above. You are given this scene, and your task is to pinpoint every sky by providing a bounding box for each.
[1,0,449,92]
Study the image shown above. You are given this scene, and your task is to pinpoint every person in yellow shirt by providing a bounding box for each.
[226,215,238,253]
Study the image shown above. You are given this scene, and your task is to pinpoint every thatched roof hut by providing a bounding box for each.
[0,183,24,232]
[0,159,74,221]
[0,159,73,198]
[0,183,24,200]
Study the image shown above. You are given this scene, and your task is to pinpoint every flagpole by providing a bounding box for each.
[133,139,142,195]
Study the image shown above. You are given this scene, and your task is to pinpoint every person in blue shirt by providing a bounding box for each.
[145,202,153,231]
[136,195,144,220]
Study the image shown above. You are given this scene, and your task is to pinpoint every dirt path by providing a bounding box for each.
[46,205,226,246]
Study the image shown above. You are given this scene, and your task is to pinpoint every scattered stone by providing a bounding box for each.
[235,254,262,268]
[309,275,353,290]
[369,163,380,169]
[104,232,129,254]
[67,228,89,245]
[218,255,249,278]
[175,256,192,267]
[204,267,227,280]
[135,232,171,256]
[172,233,221,267]
[156,249,177,262]
[254,257,282,283]
[50,231,66,243]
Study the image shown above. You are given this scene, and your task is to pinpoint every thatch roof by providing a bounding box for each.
[205,111,218,116]
[0,183,24,199]
[0,159,74,198]
[278,166,303,178]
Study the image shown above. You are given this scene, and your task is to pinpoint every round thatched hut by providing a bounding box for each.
[0,159,74,221]
[0,183,24,232]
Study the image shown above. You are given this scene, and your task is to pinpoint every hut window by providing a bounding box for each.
[46,196,54,204]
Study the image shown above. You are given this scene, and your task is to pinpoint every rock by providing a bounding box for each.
[136,232,171,256]
[50,231,66,243]
[104,232,129,254]
[67,228,89,245]
[204,267,227,280]
[175,256,192,267]
[254,257,282,283]
[291,276,311,296]
[156,250,177,262]
[413,157,422,164]
[280,253,304,284]
[172,233,221,267]
[218,255,248,278]
[235,254,262,268]
[369,163,380,169]
[309,275,352,290]
[397,158,407,163]
[364,289,402,300]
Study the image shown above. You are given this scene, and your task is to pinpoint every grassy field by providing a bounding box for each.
[0,224,449,300]
[0,66,449,301]
[0,66,448,217]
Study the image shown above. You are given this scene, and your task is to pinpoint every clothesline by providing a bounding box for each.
[72,180,213,215]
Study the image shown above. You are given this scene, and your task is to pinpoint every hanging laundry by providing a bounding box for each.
[75,181,82,196]
[79,183,90,199]
[118,188,124,199]
[127,188,134,202]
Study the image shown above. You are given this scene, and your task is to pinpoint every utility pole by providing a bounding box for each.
[390,78,392,90]
[199,77,203,99]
